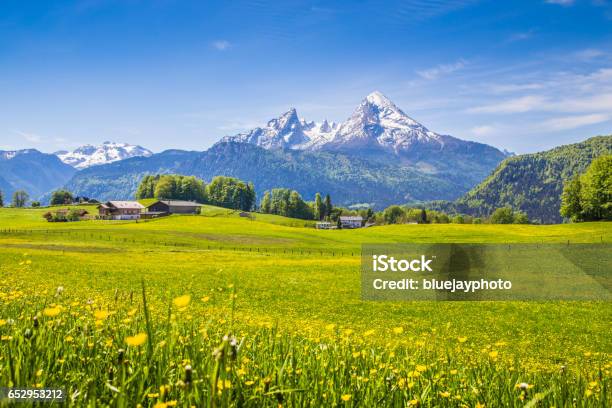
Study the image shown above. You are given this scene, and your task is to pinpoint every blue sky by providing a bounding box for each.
[1,0,611,154]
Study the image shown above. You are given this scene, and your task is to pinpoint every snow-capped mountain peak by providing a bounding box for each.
[221,91,502,159]
[56,141,153,169]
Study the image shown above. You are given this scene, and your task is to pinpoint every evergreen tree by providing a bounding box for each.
[324,194,332,218]
[0,190,3,207]
[419,209,427,224]
[314,193,323,220]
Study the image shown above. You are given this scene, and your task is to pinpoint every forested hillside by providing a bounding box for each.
[449,136,612,223]
[62,142,484,208]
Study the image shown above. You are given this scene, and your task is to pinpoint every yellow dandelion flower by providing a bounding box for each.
[392,327,404,334]
[65,335,74,342]
[127,308,138,317]
[364,329,375,337]
[244,380,255,386]
[125,332,147,347]
[416,364,427,372]
[153,403,167,408]
[450,369,458,375]
[325,323,336,331]
[147,393,159,398]
[166,401,177,407]
[457,336,468,343]
[173,294,191,308]
[341,394,351,401]
[43,306,61,317]
[352,351,361,358]
[94,310,110,320]
[201,296,210,302]
[585,389,593,397]
[408,398,419,406]
[488,351,499,359]
[0,319,6,326]
[439,391,451,398]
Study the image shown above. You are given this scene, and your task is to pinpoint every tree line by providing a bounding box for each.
[259,190,334,220]
[136,174,256,212]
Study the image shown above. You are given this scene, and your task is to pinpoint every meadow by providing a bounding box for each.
[0,206,610,407]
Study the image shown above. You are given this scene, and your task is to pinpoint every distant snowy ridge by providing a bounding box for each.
[56,141,153,169]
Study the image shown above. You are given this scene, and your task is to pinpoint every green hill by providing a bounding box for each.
[449,135,612,223]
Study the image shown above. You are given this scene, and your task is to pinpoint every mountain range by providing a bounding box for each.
[56,92,509,208]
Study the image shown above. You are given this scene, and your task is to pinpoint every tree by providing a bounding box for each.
[260,191,271,213]
[383,205,405,224]
[452,215,465,224]
[419,209,427,224]
[559,155,612,222]
[50,189,74,205]
[324,194,332,218]
[206,176,255,211]
[31,201,41,208]
[12,190,29,208]
[513,211,529,224]
[490,207,515,224]
[0,190,3,207]
[314,193,323,220]
[579,155,611,221]
[560,176,582,221]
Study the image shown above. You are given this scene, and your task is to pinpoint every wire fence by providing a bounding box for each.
[0,228,360,257]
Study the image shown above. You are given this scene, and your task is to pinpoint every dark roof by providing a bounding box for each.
[157,200,203,207]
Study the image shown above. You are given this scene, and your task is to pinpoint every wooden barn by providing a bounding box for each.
[146,200,203,215]
[97,201,144,220]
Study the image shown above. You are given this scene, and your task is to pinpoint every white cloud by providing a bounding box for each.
[545,0,575,6]
[488,83,545,94]
[416,60,466,80]
[541,113,611,131]
[470,125,496,136]
[467,95,547,113]
[13,130,43,143]
[211,40,231,51]
[574,48,605,60]
[507,30,535,43]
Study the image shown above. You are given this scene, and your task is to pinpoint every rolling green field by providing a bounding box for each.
[0,206,610,407]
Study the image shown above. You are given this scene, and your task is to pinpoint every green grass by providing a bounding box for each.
[0,207,610,406]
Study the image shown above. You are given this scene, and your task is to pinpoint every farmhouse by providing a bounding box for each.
[145,200,203,215]
[98,201,144,220]
[339,216,363,229]
[316,221,332,229]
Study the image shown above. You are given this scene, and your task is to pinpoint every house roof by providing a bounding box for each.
[156,200,203,207]
[340,216,363,221]
[106,201,145,209]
